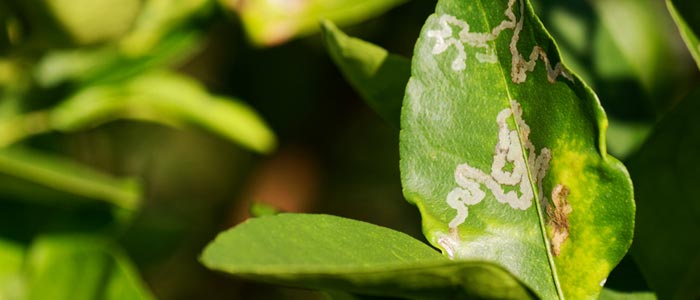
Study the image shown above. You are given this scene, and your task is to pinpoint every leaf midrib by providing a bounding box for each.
[472,0,564,298]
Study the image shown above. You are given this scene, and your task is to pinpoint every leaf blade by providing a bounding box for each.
[628,87,700,299]
[666,0,700,69]
[400,0,634,298]
[321,20,410,128]
[201,213,533,299]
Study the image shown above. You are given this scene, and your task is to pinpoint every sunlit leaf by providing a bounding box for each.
[667,0,700,69]
[400,0,634,298]
[628,87,700,299]
[201,213,533,299]
[0,147,140,210]
[49,71,276,153]
[225,0,407,46]
[25,234,154,300]
[321,20,409,128]
[0,239,25,300]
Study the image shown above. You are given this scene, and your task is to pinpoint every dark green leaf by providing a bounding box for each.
[201,213,533,299]
[598,288,657,300]
[0,147,140,210]
[628,87,700,299]
[400,0,634,298]
[321,20,409,128]
[667,0,700,69]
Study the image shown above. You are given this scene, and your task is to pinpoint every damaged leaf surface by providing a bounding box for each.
[400,0,634,298]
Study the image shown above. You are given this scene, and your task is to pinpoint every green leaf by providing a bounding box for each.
[667,0,700,69]
[400,0,634,299]
[0,239,25,300]
[598,289,657,300]
[25,234,154,300]
[0,147,140,210]
[48,71,276,154]
[201,213,533,299]
[628,87,700,299]
[321,20,409,128]
[226,0,407,46]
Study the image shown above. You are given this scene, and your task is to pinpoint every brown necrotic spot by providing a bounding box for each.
[547,184,572,256]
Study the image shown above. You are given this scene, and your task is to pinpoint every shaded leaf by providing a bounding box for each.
[201,213,533,299]
[321,20,409,128]
[0,147,140,210]
[400,0,634,299]
[48,71,276,154]
[225,0,407,46]
[667,0,700,69]
[628,87,700,299]
[25,234,154,300]
[598,288,657,300]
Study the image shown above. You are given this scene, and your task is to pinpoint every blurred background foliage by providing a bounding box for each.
[0,0,697,299]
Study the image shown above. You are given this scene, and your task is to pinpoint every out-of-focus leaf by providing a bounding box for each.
[35,29,201,87]
[249,202,281,217]
[119,0,213,56]
[605,120,652,160]
[25,234,154,300]
[225,0,407,46]
[400,0,633,299]
[598,288,657,300]
[49,71,276,154]
[628,87,700,299]
[591,0,690,110]
[0,147,140,210]
[9,0,141,47]
[0,239,25,300]
[667,0,700,69]
[201,214,533,299]
[321,20,409,128]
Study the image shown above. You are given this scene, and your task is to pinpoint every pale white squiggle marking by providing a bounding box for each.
[600,278,607,287]
[426,0,572,83]
[509,0,572,83]
[446,100,551,228]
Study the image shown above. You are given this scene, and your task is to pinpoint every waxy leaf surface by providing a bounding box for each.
[201,213,533,299]
[400,0,634,298]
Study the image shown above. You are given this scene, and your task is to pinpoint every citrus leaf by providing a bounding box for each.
[48,71,276,154]
[400,0,634,299]
[225,0,406,46]
[201,213,533,299]
[25,234,154,300]
[0,147,140,210]
[628,87,700,299]
[321,20,409,128]
[667,0,700,69]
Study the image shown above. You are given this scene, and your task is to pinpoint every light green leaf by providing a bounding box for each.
[201,213,533,299]
[321,20,409,128]
[25,234,154,300]
[0,239,25,300]
[226,0,406,46]
[628,87,700,299]
[400,0,634,299]
[49,71,276,154]
[667,0,700,69]
[0,147,140,210]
